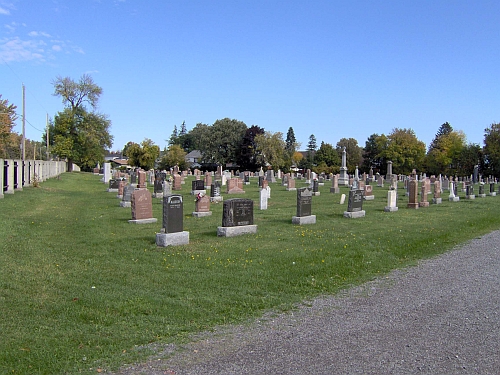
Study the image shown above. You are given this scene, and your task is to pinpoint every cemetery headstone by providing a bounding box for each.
[448,182,460,202]
[129,189,157,224]
[432,179,442,204]
[312,180,320,196]
[191,179,206,195]
[193,193,212,217]
[384,189,398,212]
[217,198,257,237]
[364,184,374,200]
[478,183,486,198]
[259,187,268,210]
[156,194,189,246]
[286,178,296,191]
[292,187,316,224]
[344,189,365,218]
[108,179,120,192]
[466,184,475,199]
[419,184,429,207]
[120,184,134,207]
[227,178,245,194]
[330,175,340,193]
[340,193,346,205]
[407,179,419,209]
[489,183,496,196]
[210,181,223,203]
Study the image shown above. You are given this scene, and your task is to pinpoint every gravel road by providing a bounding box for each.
[114,230,500,374]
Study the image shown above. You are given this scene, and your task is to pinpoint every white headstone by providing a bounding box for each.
[259,188,268,210]
[340,194,346,204]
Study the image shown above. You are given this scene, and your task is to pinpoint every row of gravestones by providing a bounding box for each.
[105,173,499,247]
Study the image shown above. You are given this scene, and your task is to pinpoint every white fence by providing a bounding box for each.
[0,159,67,199]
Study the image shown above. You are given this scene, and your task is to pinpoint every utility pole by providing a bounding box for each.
[22,83,26,161]
[46,113,49,160]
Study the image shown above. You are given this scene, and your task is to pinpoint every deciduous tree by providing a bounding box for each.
[336,138,362,172]
[125,138,160,170]
[0,95,18,159]
[381,128,426,174]
[50,74,112,171]
[483,123,500,177]
[255,131,286,170]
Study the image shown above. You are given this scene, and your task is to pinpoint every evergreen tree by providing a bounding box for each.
[168,125,178,145]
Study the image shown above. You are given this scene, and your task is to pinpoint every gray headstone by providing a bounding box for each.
[162,194,183,233]
[296,187,312,217]
[222,198,254,227]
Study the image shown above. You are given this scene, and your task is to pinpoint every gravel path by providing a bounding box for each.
[114,230,500,375]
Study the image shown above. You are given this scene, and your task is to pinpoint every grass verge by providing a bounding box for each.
[1,173,499,374]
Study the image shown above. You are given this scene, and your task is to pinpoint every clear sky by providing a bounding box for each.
[1,0,499,153]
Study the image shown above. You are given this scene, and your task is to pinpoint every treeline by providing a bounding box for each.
[138,119,500,177]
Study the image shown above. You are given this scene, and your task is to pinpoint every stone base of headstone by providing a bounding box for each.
[107,188,118,193]
[466,195,475,200]
[244,182,250,185]
[286,187,297,191]
[330,187,340,193]
[191,189,206,196]
[120,201,131,208]
[116,195,123,199]
[478,194,486,198]
[227,188,245,194]
[489,192,496,197]
[156,231,189,247]
[204,185,211,190]
[217,225,257,237]
[407,203,419,209]
[305,180,311,184]
[292,215,316,225]
[384,206,398,212]
[432,198,442,204]
[418,201,430,207]
[318,183,324,186]
[210,196,223,203]
[192,211,212,217]
[128,218,158,224]
[153,192,164,198]
[449,196,460,202]
[364,195,375,200]
[343,210,365,218]
[313,192,320,196]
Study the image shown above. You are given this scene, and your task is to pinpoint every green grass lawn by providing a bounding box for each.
[1,172,499,374]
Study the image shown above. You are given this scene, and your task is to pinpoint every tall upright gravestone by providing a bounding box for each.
[292,187,316,224]
[156,194,189,246]
[129,189,157,224]
[344,189,365,218]
[407,179,419,209]
[217,198,257,237]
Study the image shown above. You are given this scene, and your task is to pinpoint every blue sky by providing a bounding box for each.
[1,0,499,153]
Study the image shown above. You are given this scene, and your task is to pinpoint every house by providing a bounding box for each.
[185,150,202,168]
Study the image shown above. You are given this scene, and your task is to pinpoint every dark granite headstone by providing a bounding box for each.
[162,194,183,233]
[347,189,364,212]
[109,179,120,189]
[192,180,204,191]
[312,180,319,193]
[211,181,221,198]
[222,198,253,227]
[296,187,312,217]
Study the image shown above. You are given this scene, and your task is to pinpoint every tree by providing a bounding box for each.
[285,127,298,156]
[306,134,317,165]
[425,129,466,176]
[380,128,426,174]
[237,125,265,171]
[168,125,178,145]
[362,133,388,174]
[336,138,362,172]
[456,143,482,176]
[51,74,112,171]
[254,131,286,170]
[0,95,19,159]
[483,123,500,177]
[49,107,113,171]
[429,122,453,151]
[158,144,188,170]
[125,138,160,170]
[199,118,247,167]
[314,141,340,168]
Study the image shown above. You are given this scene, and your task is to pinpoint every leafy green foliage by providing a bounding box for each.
[483,123,500,177]
[0,95,18,159]
[314,141,340,169]
[158,144,188,170]
[255,131,287,170]
[50,75,112,171]
[336,138,362,172]
[124,138,160,170]
[237,125,265,171]
[380,128,426,174]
